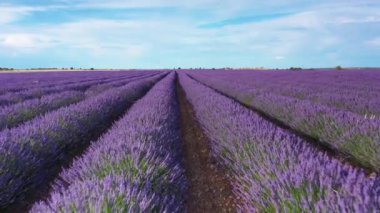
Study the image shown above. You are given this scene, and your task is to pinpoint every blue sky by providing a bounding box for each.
[0,0,379,69]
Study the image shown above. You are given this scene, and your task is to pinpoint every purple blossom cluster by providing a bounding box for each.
[188,71,380,170]
[0,72,114,96]
[0,71,137,94]
[179,73,380,212]
[33,176,175,212]
[192,69,380,116]
[0,90,84,131]
[32,73,186,212]
[84,72,161,97]
[0,72,160,132]
[0,74,163,208]
[0,72,152,107]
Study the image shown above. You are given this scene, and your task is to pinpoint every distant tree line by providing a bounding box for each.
[30,68,59,70]
[27,67,96,71]
[289,66,344,71]
[0,67,14,71]
[0,67,98,71]
[60,67,95,70]
[289,67,303,70]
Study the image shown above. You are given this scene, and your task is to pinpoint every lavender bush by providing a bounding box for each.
[84,72,160,97]
[32,73,186,212]
[0,72,151,107]
[0,74,163,208]
[190,69,380,116]
[0,91,84,131]
[0,72,160,131]
[179,73,380,212]
[32,176,176,212]
[0,71,138,94]
[189,72,380,170]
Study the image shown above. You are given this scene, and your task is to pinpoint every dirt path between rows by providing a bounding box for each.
[176,79,238,213]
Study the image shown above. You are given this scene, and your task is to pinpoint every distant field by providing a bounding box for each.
[0,69,124,73]
[0,69,379,212]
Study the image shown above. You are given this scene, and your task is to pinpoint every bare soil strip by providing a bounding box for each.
[176,78,238,213]
[187,74,376,175]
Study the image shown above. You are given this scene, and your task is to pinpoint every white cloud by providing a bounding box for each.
[74,0,240,10]
[0,33,54,56]
[0,6,31,24]
[0,0,379,67]
[335,16,380,24]
[0,4,55,25]
[2,34,36,48]
[0,7,347,61]
[368,38,380,47]
[275,56,285,60]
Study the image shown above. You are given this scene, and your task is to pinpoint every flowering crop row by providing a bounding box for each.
[0,72,160,131]
[0,74,163,208]
[190,70,380,116]
[0,91,84,131]
[32,73,186,212]
[188,72,380,171]
[0,72,153,107]
[0,71,142,94]
[84,72,160,97]
[179,73,380,212]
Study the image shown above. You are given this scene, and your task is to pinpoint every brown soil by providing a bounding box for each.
[176,79,238,213]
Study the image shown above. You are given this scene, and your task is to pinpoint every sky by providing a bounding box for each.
[0,0,379,69]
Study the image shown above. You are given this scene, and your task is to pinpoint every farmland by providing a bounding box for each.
[0,69,379,212]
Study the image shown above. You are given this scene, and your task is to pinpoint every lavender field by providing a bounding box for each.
[0,69,380,212]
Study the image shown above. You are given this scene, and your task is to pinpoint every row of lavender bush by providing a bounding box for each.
[0,91,84,131]
[0,74,164,209]
[84,72,160,97]
[0,71,125,96]
[0,72,142,106]
[179,73,380,212]
[34,71,157,96]
[32,73,187,212]
[192,70,380,116]
[0,72,150,107]
[0,74,119,106]
[189,72,380,171]
[0,71,135,94]
[0,72,160,131]
[1,71,167,94]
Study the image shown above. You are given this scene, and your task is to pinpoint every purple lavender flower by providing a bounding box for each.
[188,70,380,170]
[0,74,164,208]
[179,72,380,212]
[32,73,186,212]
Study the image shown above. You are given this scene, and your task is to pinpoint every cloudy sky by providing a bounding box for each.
[0,0,379,69]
